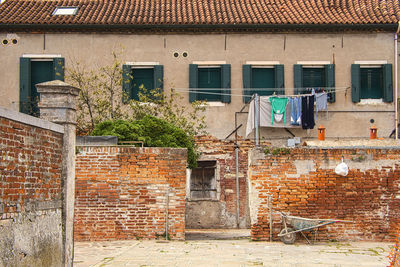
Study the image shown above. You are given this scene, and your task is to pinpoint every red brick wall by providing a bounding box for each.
[0,116,63,215]
[248,147,400,242]
[74,146,187,241]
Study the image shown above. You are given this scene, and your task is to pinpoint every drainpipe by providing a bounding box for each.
[395,21,400,139]
[235,144,240,228]
[254,94,260,146]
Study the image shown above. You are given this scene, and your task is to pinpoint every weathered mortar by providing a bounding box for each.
[248,147,400,242]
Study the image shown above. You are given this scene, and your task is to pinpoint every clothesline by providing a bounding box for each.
[174,87,349,91]
[173,87,350,98]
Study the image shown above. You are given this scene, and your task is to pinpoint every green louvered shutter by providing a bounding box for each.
[293,64,303,95]
[122,64,132,102]
[221,64,231,103]
[274,64,285,96]
[189,64,198,103]
[243,64,252,103]
[53,58,65,81]
[154,65,164,100]
[154,65,164,91]
[351,64,361,103]
[383,64,393,102]
[325,64,335,103]
[20,57,31,114]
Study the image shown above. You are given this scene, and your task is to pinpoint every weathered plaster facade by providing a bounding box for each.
[0,32,398,139]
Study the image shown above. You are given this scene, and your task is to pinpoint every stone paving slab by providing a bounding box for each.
[74,239,393,267]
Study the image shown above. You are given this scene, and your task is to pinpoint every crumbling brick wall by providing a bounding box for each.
[186,136,273,229]
[74,146,187,241]
[0,113,64,266]
[248,147,400,242]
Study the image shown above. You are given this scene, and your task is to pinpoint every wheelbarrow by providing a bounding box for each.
[277,211,353,244]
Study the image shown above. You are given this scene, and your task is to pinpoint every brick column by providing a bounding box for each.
[37,80,80,267]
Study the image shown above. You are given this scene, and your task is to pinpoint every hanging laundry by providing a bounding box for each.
[269,97,289,125]
[245,96,299,136]
[290,97,301,126]
[301,95,315,129]
[315,92,328,120]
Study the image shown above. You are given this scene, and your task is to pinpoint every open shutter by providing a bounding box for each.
[20,57,31,114]
[154,65,164,100]
[382,64,393,102]
[293,64,303,95]
[243,64,252,103]
[351,64,361,103]
[221,64,231,103]
[325,64,335,103]
[53,57,65,81]
[154,65,164,91]
[122,64,132,101]
[189,64,198,103]
[274,64,285,96]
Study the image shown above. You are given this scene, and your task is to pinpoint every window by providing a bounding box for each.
[190,160,217,199]
[242,64,284,103]
[293,64,335,102]
[52,7,78,16]
[189,64,231,103]
[19,57,64,116]
[351,64,392,103]
[122,64,163,101]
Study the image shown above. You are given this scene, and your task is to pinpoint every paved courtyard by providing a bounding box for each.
[74,230,394,267]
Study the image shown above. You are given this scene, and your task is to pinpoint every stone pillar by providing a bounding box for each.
[37,80,80,267]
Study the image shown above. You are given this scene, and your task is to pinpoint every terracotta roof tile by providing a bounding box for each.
[0,0,399,29]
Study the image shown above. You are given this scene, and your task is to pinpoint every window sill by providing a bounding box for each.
[137,102,157,107]
[200,102,226,107]
[357,99,387,106]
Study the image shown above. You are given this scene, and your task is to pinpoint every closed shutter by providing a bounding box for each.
[20,57,31,114]
[132,68,154,101]
[325,64,335,103]
[274,64,285,96]
[122,64,132,101]
[189,64,198,103]
[198,68,221,101]
[293,64,303,95]
[243,64,252,103]
[351,64,361,103]
[383,64,393,102]
[221,64,231,103]
[53,58,65,81]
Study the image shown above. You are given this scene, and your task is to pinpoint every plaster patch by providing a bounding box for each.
[320,159,398,172]
[292,160,316,176]
[248,169,261,225]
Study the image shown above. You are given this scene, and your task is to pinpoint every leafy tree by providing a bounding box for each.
[67,51,129,134]
[91,116,198,168]
[66,51,207,138]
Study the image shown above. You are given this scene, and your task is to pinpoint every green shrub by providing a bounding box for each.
[91,116,198,168]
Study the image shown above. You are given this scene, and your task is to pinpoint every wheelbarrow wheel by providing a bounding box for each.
[279,228,296,244]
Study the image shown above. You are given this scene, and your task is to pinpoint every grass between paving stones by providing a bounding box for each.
[318,242,389,258]
[99,257,114,267]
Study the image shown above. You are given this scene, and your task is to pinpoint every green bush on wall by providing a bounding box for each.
[91,115,198,169]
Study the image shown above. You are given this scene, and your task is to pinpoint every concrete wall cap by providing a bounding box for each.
[36,80,80,95]
[0,106,64,133]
